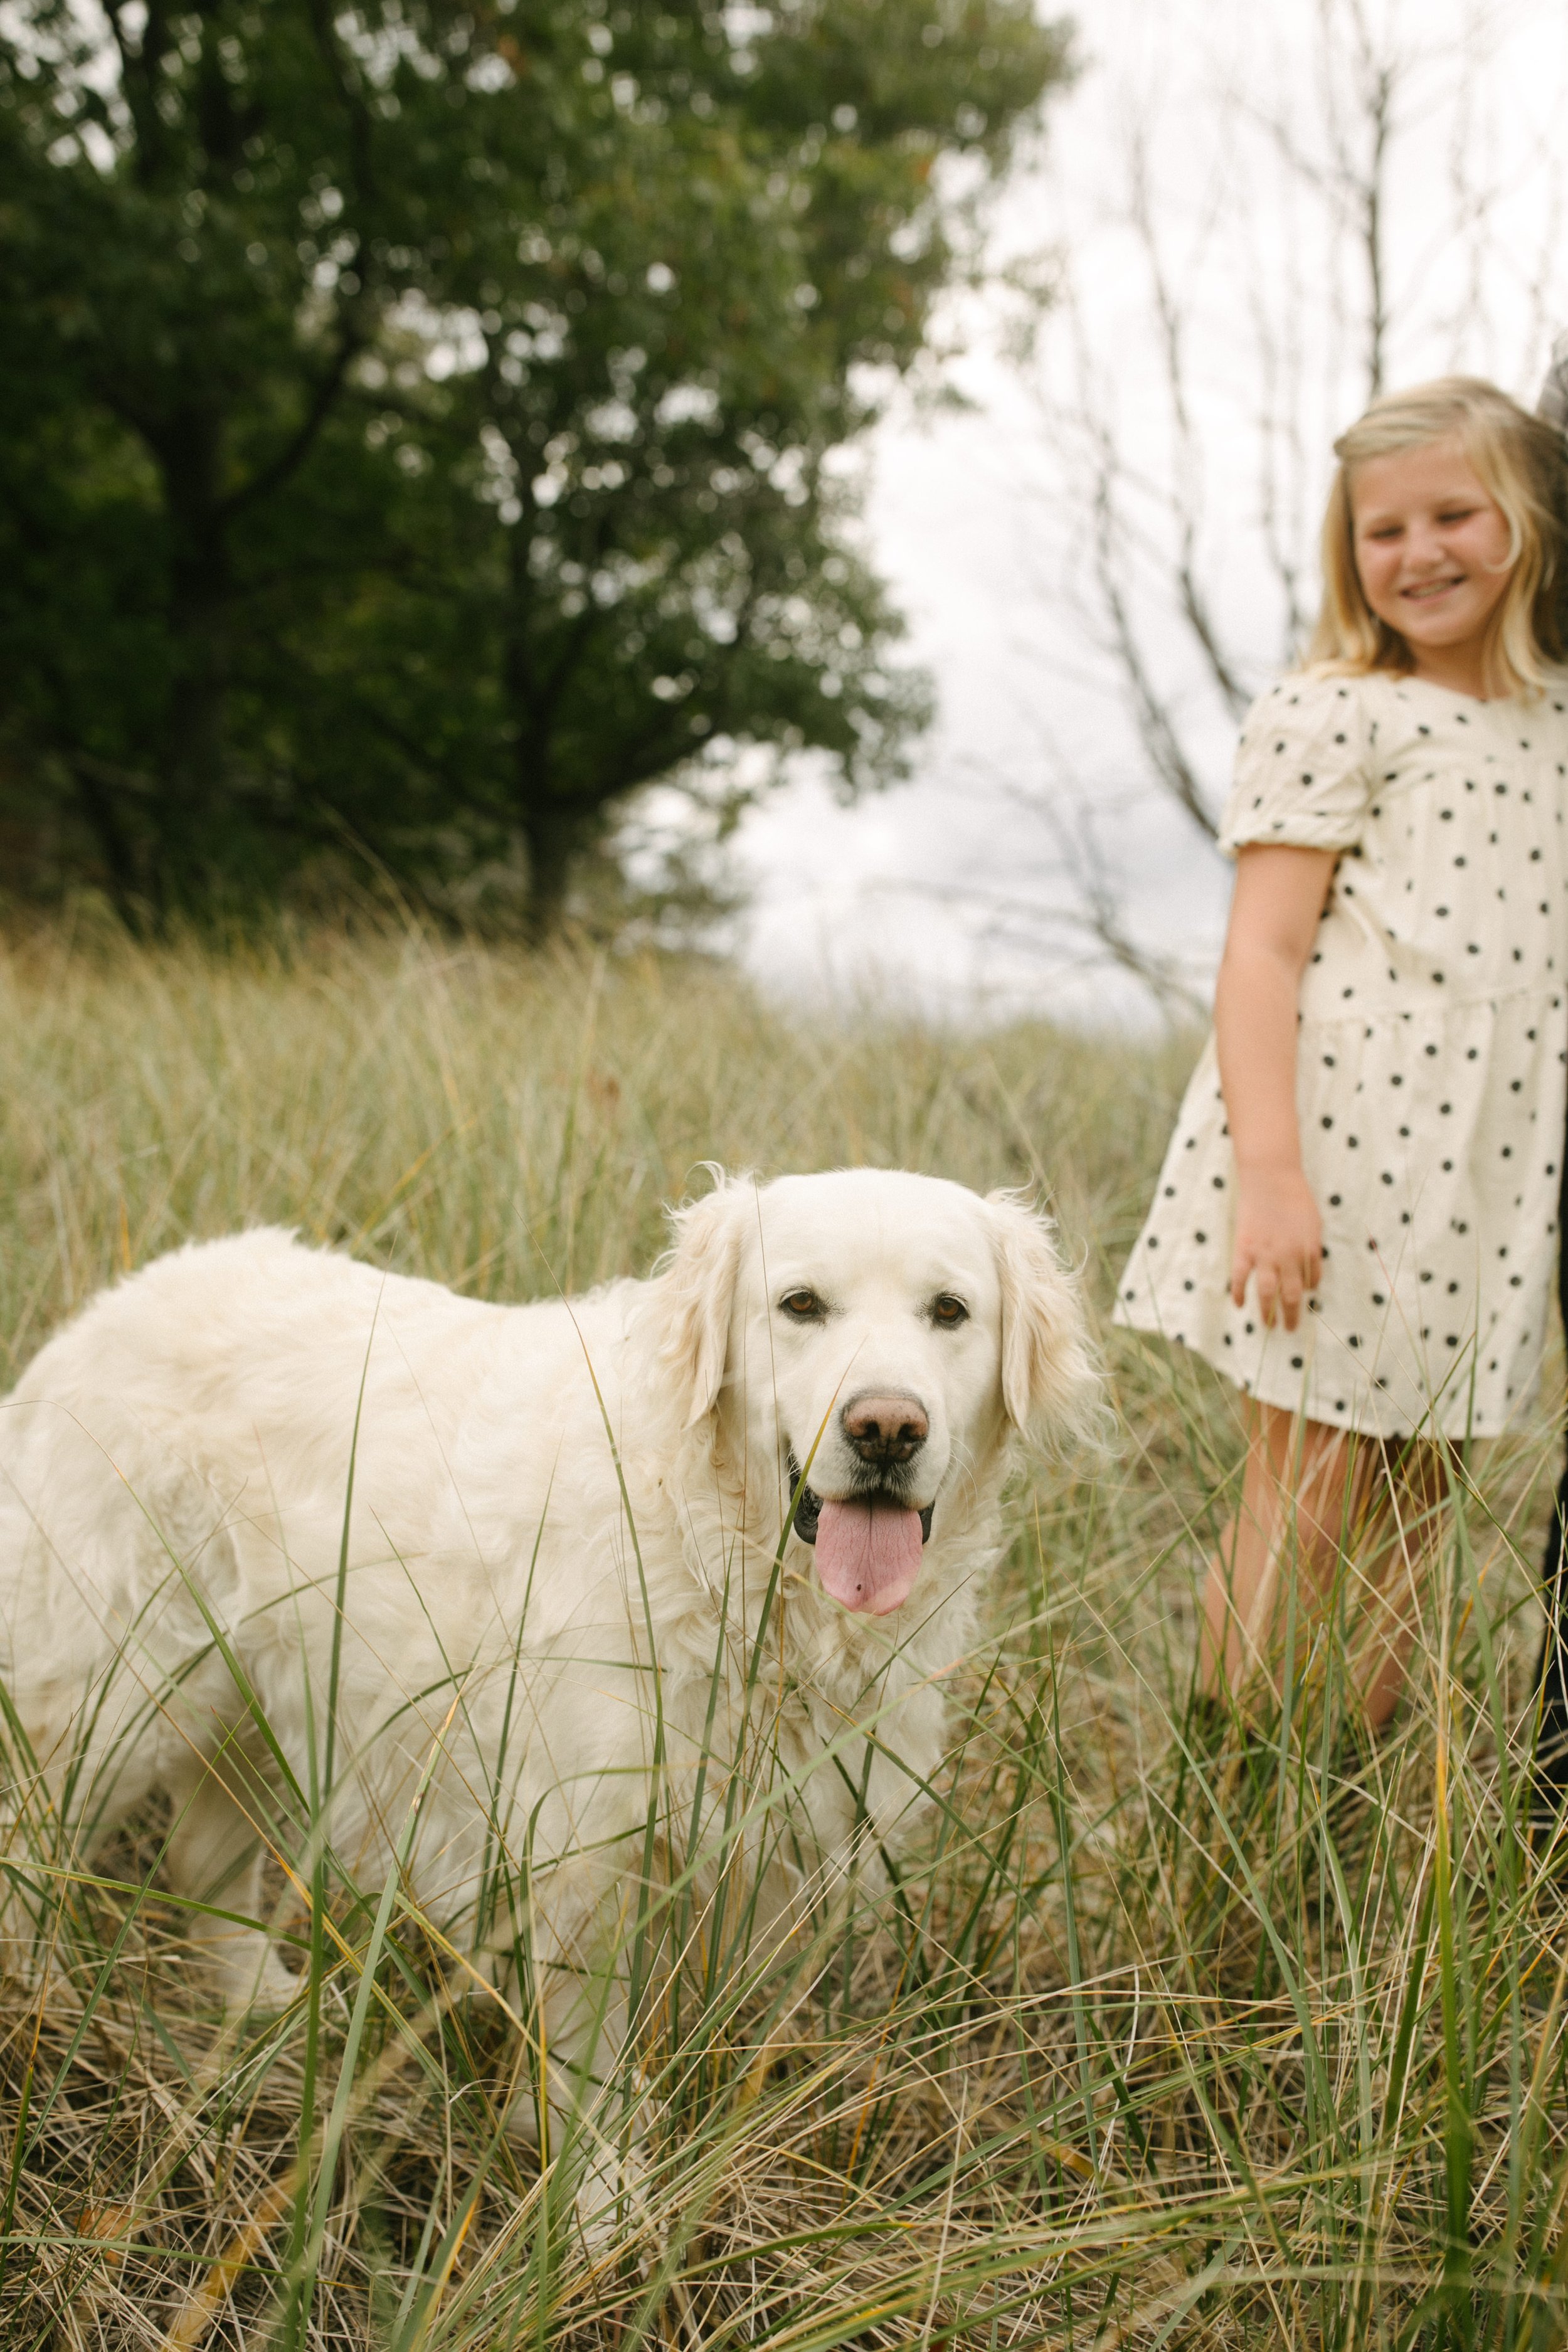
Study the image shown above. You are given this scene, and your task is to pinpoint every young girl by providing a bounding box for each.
[1115,376,1568,1729]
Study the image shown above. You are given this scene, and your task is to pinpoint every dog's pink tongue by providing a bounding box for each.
[814,1500,923,1616]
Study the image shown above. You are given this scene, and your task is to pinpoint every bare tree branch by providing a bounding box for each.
[965,0,1568,1014]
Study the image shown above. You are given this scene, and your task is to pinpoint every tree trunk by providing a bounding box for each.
[70,756,146,930]
[506,520,580,941]
[152,407,232,914]
[517,794,576,943]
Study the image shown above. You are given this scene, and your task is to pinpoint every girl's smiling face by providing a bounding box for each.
[1350,437,1516,689]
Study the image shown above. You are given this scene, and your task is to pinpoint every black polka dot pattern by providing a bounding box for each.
[1113,669,1568,1438]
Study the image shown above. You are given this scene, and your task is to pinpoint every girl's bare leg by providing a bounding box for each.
[1199,1402,1365,1698]
[1352,1441,1448,1730]
[1198,1401,1440,1730]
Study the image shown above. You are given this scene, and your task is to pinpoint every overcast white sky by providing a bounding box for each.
[725,0,1568,1026]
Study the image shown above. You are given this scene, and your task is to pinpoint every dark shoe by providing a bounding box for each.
[1528,1465,1568,1833]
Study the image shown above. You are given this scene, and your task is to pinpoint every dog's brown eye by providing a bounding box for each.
[780,1289,826,1321]
[931,1294,968,1328]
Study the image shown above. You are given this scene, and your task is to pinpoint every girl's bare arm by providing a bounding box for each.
[1215,845,1337,1330]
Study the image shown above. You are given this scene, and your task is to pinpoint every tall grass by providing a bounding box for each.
[0,914,1565,2349]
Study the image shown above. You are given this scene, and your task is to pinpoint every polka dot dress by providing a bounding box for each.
[1115,667,1568,1438]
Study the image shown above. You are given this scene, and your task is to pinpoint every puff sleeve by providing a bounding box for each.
[1218,674,1375,860]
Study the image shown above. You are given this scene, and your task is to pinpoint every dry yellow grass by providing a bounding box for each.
[0,916,1564,2351]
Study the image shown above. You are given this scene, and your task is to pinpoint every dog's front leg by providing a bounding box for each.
[164,1761,299,2013]
[490,1887,649,2242]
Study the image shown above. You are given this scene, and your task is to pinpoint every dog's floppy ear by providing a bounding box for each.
[985,1190,1104,1448]
[660,1170,748,1428]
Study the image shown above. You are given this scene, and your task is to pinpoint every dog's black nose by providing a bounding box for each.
[841,1392,928,1465]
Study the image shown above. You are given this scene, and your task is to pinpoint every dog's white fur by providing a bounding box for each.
[0,1167,1096,2185]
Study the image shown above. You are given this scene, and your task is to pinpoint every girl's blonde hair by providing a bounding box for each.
[1308,374,1568,695]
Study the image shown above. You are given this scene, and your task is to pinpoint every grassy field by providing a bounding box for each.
[1,916,1565,2351]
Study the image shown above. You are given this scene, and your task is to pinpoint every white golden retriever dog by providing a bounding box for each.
[0,1168,1096,2198]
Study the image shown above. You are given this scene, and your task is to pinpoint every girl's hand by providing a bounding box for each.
[1229,1165,1322,1330]
[1214,845,1335,1336]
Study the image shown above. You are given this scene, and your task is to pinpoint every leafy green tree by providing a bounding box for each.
[0,1,1071,928]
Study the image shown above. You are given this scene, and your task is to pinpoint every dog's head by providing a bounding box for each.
[659,1168,1099,1617]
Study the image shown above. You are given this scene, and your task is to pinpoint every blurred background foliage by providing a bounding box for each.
[0,0,1070,935]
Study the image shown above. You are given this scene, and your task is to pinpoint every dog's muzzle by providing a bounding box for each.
[785,1449,934,1546]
